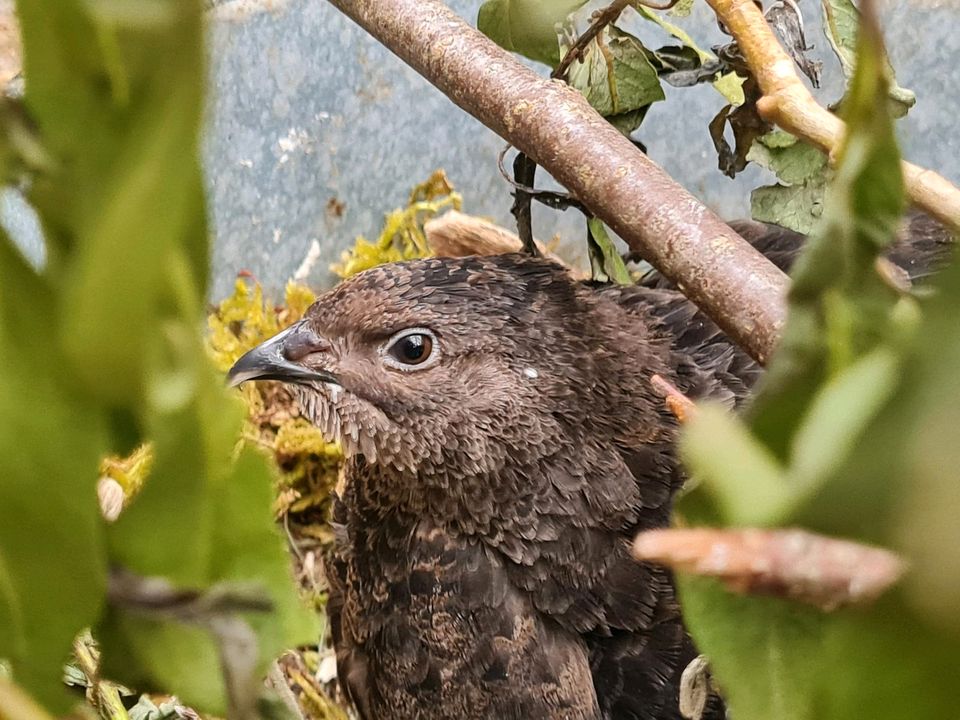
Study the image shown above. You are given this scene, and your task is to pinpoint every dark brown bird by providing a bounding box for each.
[228,215,952,720]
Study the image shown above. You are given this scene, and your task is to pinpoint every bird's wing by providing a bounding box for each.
[600,282,761,406]
[510,443,723,720]
[640,214,954,289]
[575,213,954,719]
[500,282,750,720]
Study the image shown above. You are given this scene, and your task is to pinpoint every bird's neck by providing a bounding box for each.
[343,452,537,535]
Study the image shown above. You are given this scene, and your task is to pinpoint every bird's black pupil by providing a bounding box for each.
[397,334,428,363]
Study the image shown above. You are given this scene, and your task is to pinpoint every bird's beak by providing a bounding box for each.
[227,321,340,388]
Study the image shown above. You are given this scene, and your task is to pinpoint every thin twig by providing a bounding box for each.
[703,0,960,228]
[633,527,907,610]
[552,0,632,80]
[268,660,308,720]
[496,144,588,212]
[511,152,540,256]
[650,374,698,423]
[72,634,131,720]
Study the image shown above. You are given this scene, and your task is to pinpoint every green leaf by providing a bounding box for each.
[678,579,960,720]
[10,0,316,712]
[586,218,632,285]
[750,177,827,235]
[748,132,829,234]
[788,347,898,491]
[477,0,588,65]
[564,25,664,133]
[750,4,904,454]
[748,132,826,186]
[0,237,109,710]
[634,6,712,62]
[893,257,960,635]
[680,405,793,526]
[712,71,746,106]
[820,0,916,117]
[634,7,744,105]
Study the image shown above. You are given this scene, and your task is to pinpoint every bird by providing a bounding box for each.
[228,214,952,720]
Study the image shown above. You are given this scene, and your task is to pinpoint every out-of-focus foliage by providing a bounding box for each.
[676,9,959,719]
[331,170,461,278]
[0,0,315,714]
[477,0,588,65]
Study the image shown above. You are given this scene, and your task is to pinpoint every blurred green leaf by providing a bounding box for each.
[0,237,108,710]
[892,257,960,634]
[679,579,959,719]
[748,11,904,455]
[6,0,316,712]
[477,0,587,65]
[787,348,897,489]
[680,404,792,526]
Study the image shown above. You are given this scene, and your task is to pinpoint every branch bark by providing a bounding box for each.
[324,0,788,365]
[633,527,906,610]
[706,0,960,229]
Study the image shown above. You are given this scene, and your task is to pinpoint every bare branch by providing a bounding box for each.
[633,527,907,610]
[324,0,789,364]
[705,0,960,229]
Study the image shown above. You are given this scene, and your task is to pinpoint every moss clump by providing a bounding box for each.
[207,278,343,538]
[331,169,461,278]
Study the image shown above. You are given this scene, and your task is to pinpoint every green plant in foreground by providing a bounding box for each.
[1,0,316,714]
[674,7,960,719]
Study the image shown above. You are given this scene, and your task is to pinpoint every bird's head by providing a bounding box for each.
[229,254,662,475]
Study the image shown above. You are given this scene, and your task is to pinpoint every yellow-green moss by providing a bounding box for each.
[331,169,461,278]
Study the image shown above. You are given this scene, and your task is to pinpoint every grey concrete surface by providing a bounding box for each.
[7,0,959,299]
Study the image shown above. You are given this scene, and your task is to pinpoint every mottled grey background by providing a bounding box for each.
[8,0,960,298]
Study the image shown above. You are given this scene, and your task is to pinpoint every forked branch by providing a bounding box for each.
[705,0,960,228]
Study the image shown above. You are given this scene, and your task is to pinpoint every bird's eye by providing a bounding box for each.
[383,329,438,370]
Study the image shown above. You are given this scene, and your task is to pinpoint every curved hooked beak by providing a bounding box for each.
[227,321,340,388]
